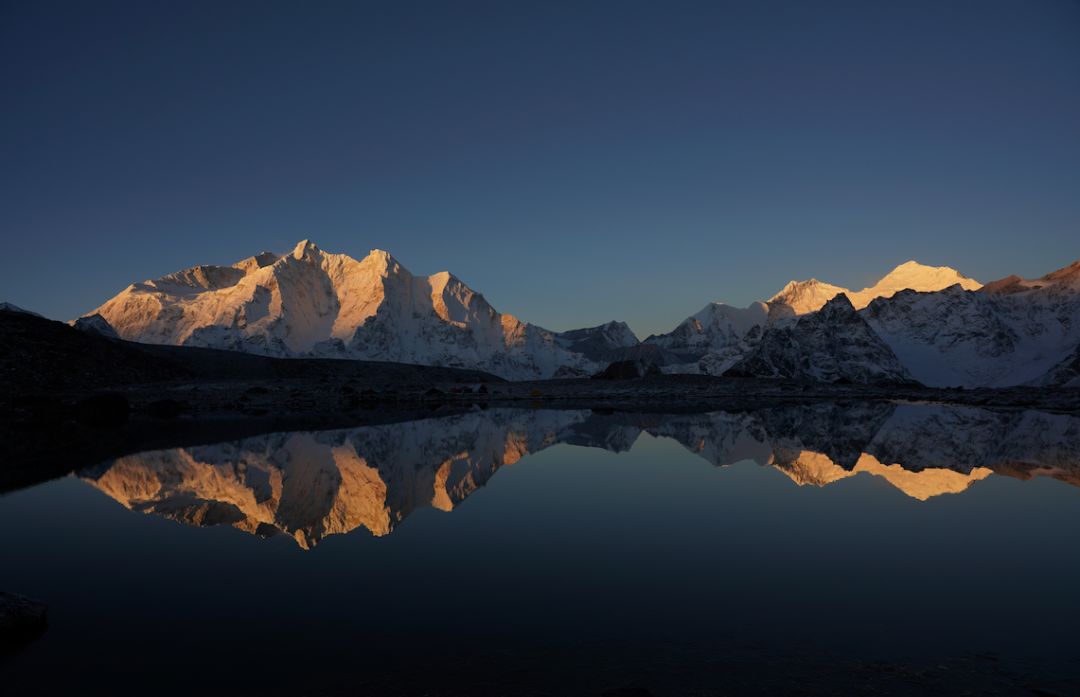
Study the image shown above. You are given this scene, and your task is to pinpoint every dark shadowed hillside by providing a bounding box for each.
[0,308,502,396]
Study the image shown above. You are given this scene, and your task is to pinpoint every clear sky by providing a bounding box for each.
[2,0,1078,337]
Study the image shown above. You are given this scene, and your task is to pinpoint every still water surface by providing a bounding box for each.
[2,404,1079,694]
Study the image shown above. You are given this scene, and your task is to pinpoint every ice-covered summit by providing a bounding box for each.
[770,261,982,314]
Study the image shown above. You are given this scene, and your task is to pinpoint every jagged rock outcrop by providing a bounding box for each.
[727,295,916,384]
[69,313,119,339]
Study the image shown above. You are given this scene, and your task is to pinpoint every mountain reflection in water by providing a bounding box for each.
[76,403,1080,549]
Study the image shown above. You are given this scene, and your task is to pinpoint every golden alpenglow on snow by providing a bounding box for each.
[769,261,983,315]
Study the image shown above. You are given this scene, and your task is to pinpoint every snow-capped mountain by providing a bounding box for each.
[768,279,849,316]
[727,294,915,384]
[644,258,1080,387]
[863,260,1080,387]
[643,261,982,377]
[85,240,625,380]
[770,260,982,314]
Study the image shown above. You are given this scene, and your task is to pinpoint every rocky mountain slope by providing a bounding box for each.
[642,301,792,375]
[863,260,1080,387]
[86,241,630,380]
[726,295,915,384]
[1,305,498,397]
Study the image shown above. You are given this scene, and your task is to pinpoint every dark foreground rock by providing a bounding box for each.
[592,359,662,380]
[0,592,47,653]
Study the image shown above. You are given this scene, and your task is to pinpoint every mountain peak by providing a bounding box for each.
[361,249,402,274]
[292,239,320,259]
[878,260,973,282]
[770,278,850,315]
[770,260,981,315]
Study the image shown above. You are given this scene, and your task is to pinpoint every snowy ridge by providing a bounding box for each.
[863,260,1080,387]
[769,260,982,314]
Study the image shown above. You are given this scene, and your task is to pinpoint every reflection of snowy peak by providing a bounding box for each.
[87,241,606,379]
[83,409,590,548]
[81,404,1080,547]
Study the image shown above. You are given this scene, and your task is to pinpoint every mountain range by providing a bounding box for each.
[64,240,1080,386]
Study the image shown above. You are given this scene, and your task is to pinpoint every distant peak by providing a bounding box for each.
[879,260,971,280]
[1042,259,1080,283]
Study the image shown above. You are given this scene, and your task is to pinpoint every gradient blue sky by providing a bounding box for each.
[2,0,1078,337]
